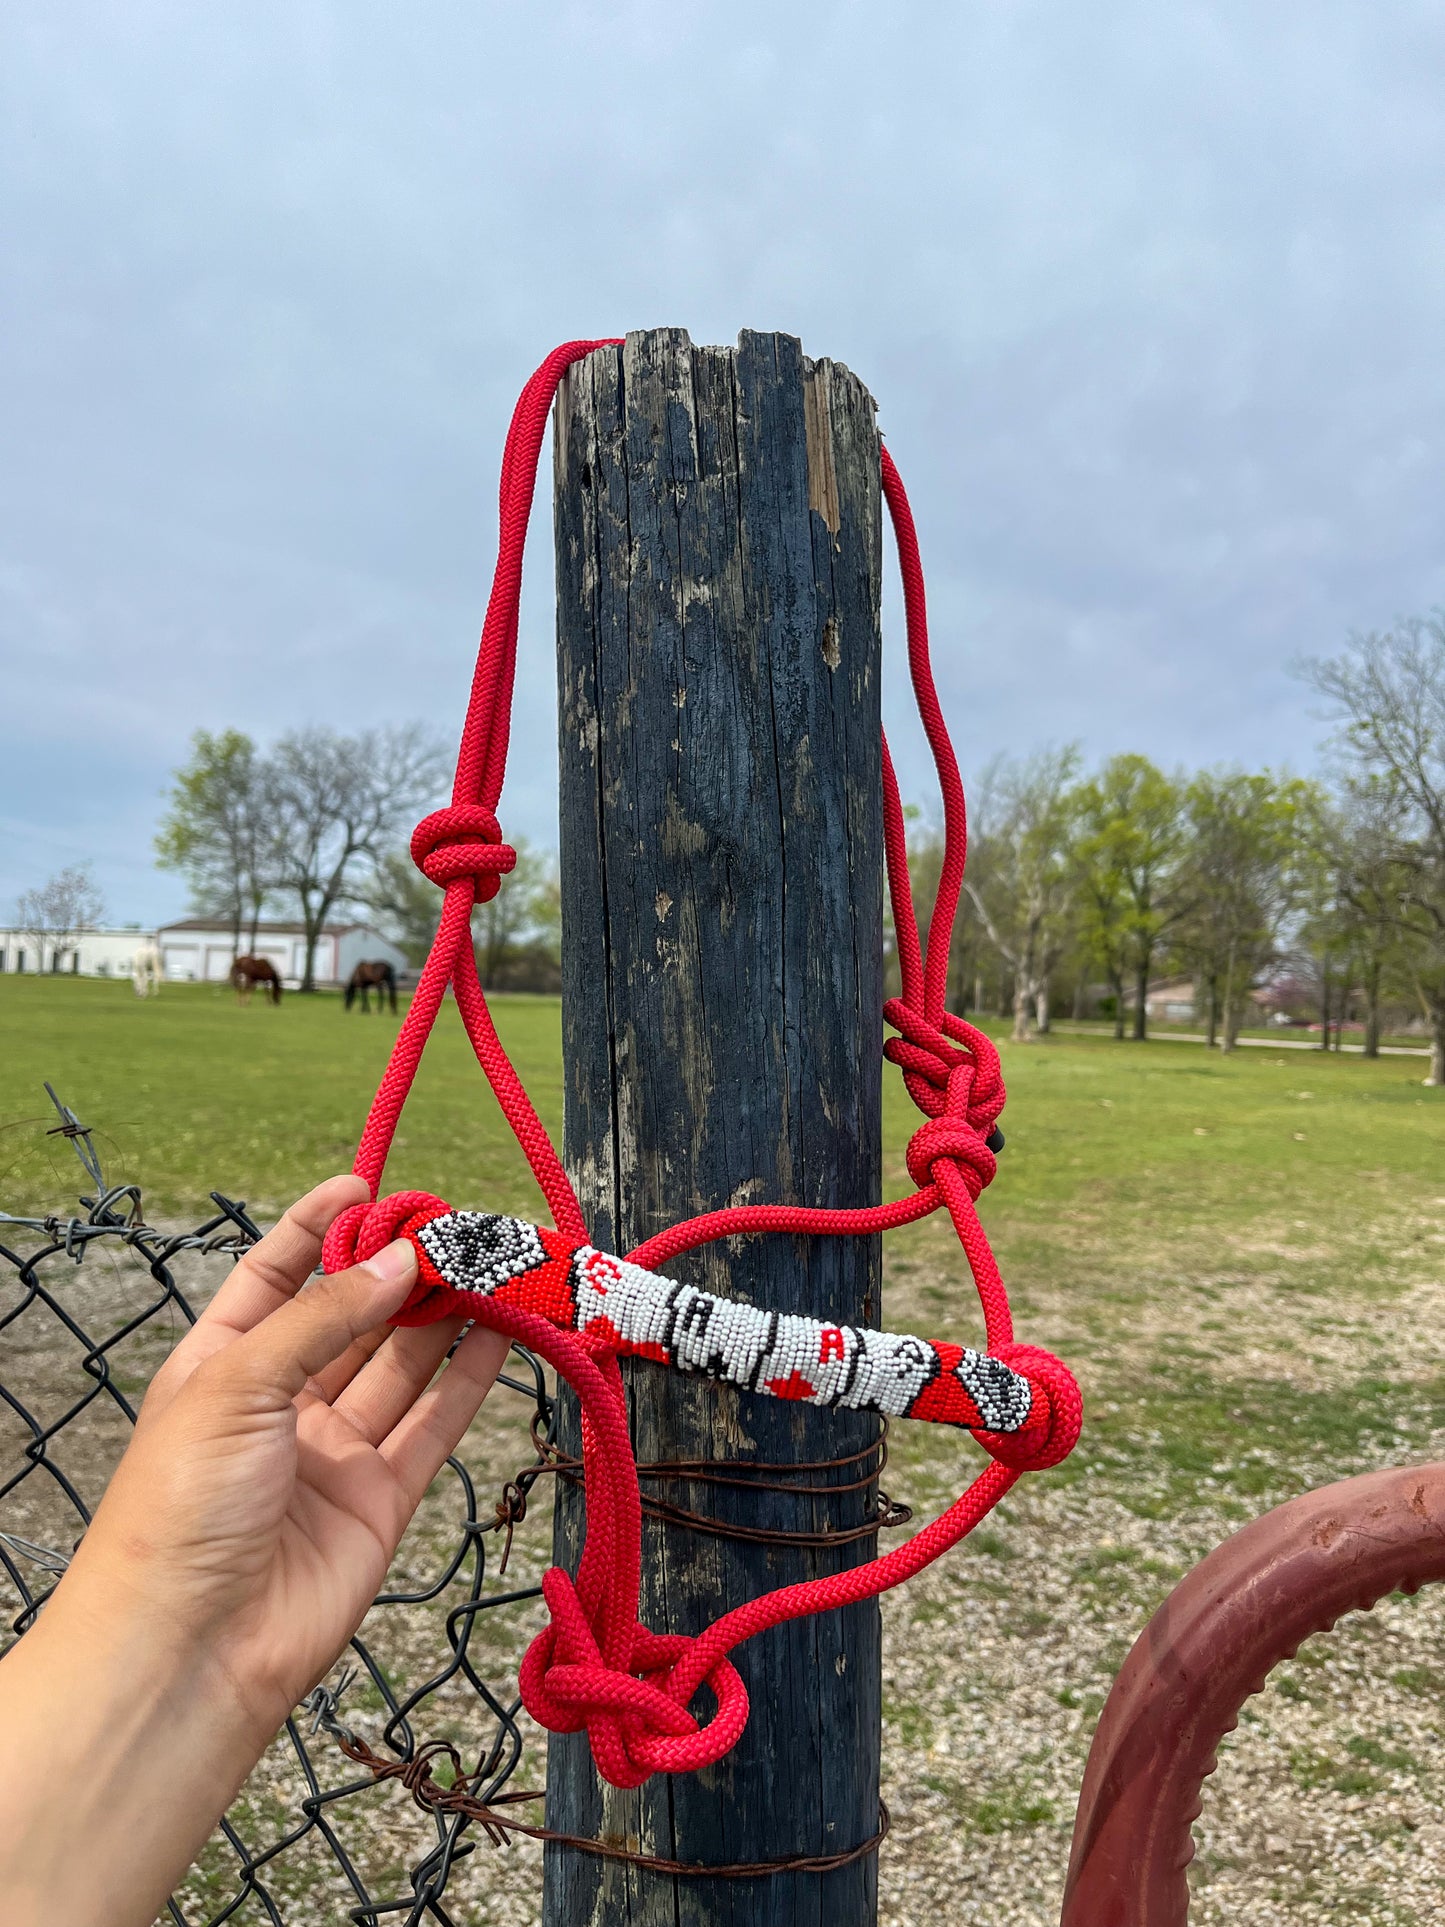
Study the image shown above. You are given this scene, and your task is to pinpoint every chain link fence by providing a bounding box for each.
[0,1087,559,1925]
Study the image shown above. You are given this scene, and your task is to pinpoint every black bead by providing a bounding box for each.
[986,1128,1005,1154]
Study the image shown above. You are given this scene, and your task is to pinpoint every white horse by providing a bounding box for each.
[132,941,164,998]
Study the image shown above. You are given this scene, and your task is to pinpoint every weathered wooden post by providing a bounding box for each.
[546,329,884,1925]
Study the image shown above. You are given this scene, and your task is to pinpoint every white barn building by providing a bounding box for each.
[155,919,408,989]
[0,927,156,977]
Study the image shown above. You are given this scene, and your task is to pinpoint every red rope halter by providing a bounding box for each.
[323,339,1081,1789]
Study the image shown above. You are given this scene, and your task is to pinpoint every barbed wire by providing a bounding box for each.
[0,1086,559,1925]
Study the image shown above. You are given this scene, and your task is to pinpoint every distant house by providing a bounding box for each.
[1250,971,1311,1021]
[155,919,407,989]
[0,926,155,977]
[1142,976,1196,1023]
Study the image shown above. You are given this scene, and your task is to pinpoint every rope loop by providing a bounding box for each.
[884,999,1005,1125]
[411,805,517,902]
[518,1569,749,1790]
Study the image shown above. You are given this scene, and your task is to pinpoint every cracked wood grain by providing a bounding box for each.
[548,329,885,1927]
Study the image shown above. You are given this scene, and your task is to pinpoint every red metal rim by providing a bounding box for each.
[1061,1462,1445,1926]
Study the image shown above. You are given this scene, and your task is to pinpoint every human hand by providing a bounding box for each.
[0,1173,509,1927]
[82,1172,508,1736]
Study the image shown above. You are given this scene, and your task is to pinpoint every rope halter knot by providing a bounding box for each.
[321,1192,461,1325]
[411,805,516,903]
[980,1342,1084,1472]
[518,1570,749,1790]
[885,1000,1006,1200]
[904,1110,997,1200]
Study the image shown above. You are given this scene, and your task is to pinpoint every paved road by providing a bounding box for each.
[1052,1025,1431,1058]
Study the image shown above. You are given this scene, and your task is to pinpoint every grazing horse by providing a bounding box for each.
[231,956,283,1005]
[345,959,397,1013]
[131,941,163,999]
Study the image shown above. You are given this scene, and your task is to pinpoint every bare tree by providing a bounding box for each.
[964,747,1081,1041]
[1301,778,1410,1057]
[1300,616,1445,1084]
[473,838,561,987]
[14,865,104,973]
[270,725,448,990]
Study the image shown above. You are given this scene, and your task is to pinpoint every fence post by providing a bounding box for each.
[545,328,885,1925]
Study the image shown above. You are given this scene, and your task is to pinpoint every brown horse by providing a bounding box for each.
[231,956,283,1005]
[344,959,397,1013]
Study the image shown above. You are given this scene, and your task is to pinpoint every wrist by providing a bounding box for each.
[0,1570,268,1927]
[55,1550,279,1748]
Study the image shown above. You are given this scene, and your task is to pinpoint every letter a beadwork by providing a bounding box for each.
[402,1206,1039,1441]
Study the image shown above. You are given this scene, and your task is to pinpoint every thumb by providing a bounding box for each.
[216,1240,419,1411]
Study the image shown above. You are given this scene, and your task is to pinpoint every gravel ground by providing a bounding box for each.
[868,1191,1445,1926]
[875,1477,1445,1926]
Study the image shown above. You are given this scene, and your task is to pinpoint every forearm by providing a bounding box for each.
[0,1581,268,1927]
[0,1207,482,1927]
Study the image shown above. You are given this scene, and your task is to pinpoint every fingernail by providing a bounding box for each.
[361,1238,417,1283]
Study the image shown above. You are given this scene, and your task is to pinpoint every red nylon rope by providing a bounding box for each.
[323,340,1081,1787]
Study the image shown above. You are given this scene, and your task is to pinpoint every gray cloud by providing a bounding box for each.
[3,0,1442,921]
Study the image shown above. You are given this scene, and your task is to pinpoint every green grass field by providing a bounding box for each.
[2,972,1439,1229]
[0,976,570,1222]
[3,974,1444,1922]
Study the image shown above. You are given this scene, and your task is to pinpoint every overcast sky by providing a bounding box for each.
[3,2,1442,926]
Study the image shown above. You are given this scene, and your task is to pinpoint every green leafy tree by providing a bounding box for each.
[1076,756,1188,1040]
[890,804,989,1013]
[1175,771,1306,1051]
[1331,778,1416,1058]
[473,838,561,988]
[1071,800,1131,1038]
[1293,792,1356,1051]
